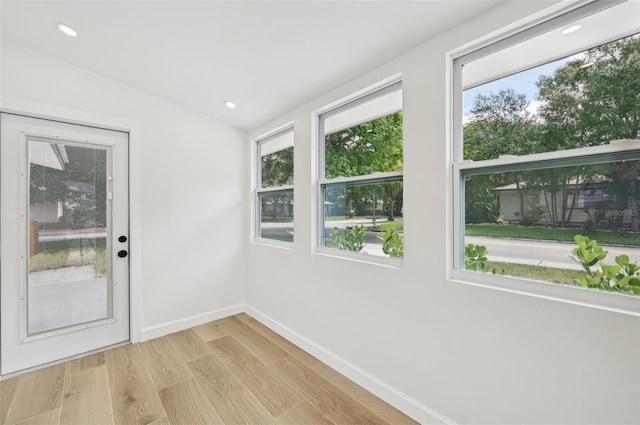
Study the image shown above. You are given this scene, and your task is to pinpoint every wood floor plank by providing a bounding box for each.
[166,329,212,363]
[216,316,288,364]
[13,408,60,425]
[64,352,105,375]
[235,312,252,321]
[192,322,227,343]
[243,317,316,364]
[104,344,166,425]
[244,317,418,424]
[309,363,418,425]
[139,336,192,390]
[188,354,275,425]
[4,364,65,425]
[3,314,415,425]
[60,366,114,425]
[208,336,301,417]
[157,378,223,425]
[0,375,19,425]
[275,401,335,425]
[273,356,389,425]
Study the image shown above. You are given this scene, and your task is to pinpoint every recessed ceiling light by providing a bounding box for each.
[561,24,581,35]
[223,100,237,109]
[56,23,79,38]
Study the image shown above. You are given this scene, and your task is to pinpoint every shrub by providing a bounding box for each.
[378,228,403,258]
[521,204,547,226]
[570,235,640,294]
[465,243,504,274]
[329,225,366,252]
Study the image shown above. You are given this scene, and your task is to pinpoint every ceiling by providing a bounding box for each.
[0,0,505,131]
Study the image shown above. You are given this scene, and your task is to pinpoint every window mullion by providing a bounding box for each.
[457,147,640,176]
[256,185,294,194]
[320,170,403,186]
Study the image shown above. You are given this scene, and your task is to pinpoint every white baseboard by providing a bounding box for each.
[139,304,244,341]
[244,304,456,425]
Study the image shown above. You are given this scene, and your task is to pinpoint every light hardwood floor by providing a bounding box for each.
[0,313,417,425]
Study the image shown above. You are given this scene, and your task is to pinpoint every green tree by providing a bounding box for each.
[465,89,539,159]
[463,89,540,223]
[261,147,294,221]
[261,147,293,187]
[538,36,640,147]
[30,145,107,228]
[537,35,640,230]
[325,112,403,219]
[325,112,403,179]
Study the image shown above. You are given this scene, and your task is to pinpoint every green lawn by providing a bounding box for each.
[40,238,106,251]
[325,216,368,221]
[30,248,106,274]
[366,221,404,232]
[261,217,293,223]
[485,261,585,285]
[466,224,640,246]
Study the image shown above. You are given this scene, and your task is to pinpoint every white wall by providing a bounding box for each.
[1,40,248,338]
[3,1,639,422]
[246,2,640,424]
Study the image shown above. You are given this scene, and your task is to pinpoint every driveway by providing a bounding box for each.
[28,266,107,334]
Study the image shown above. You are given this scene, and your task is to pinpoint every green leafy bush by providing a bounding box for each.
[521,204,547,226]
[329,226,366,252]
[465,243,504,274]
[465,243,488,271]
[378,228,403,258]
[570,235,640,295]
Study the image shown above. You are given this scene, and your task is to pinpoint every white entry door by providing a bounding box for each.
[1,113,130,375]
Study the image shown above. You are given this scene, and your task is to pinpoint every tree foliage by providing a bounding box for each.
[537,36,640,148]
[324,112,404,219]
[261,147,293,187]
[30,145,107,228]
[260,147,294,221]
[325,112,403,179]
[536,35,640,230]
[464,34,640,229]
[463,89,541,223]
[464,89,541,160]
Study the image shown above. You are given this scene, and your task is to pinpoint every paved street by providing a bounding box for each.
[466,236,640,270]
[265,218,640,269]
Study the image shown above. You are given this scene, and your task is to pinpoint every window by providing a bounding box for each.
[452,0,640,312]
[318,80,403,261]
[256,127,294,243]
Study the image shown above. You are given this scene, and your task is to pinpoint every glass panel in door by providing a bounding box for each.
[27,138,111,335]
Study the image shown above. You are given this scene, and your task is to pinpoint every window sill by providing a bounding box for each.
[252,238,294,250]
[315,246,403,268]
[449,269,640,317]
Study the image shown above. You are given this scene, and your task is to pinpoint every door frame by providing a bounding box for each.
[0,98,142,375]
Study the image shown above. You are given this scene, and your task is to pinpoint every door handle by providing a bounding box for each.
[117,250,128,258]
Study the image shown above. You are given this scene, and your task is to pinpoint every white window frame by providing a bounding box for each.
[255,125,294,247]
[316,79,404,266]
[449,0,640,316]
